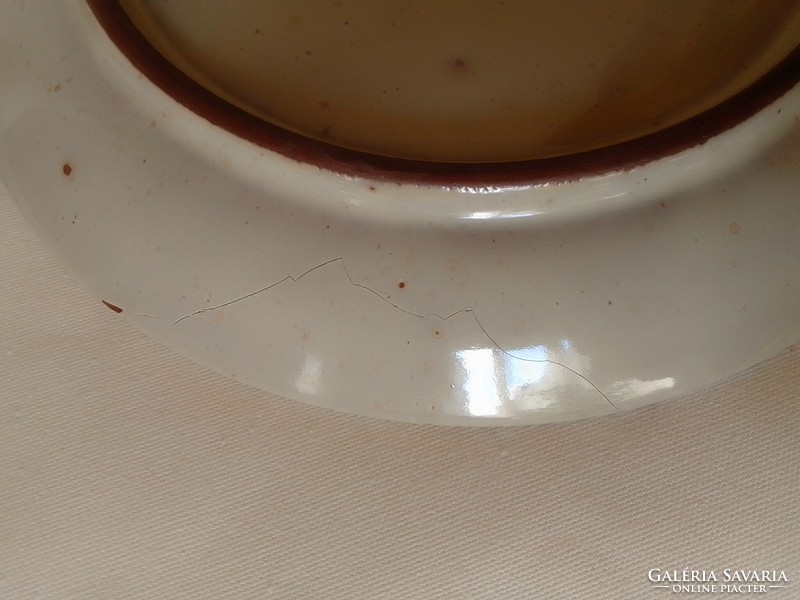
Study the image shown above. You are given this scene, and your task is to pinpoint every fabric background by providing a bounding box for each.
[1,186,798,599]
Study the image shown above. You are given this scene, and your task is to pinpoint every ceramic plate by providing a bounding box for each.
[2,1,799,424]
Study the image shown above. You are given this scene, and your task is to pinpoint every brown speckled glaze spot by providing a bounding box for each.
[62,163,72,176]
[448,58,472,75]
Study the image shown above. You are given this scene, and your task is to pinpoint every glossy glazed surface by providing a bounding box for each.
[1,0,799,424]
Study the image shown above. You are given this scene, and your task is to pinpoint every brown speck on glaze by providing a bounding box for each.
[368,186,376,191]
[397,281,406,289]
[62,163,72,176]
[432,328,442,339]
[608,300,614,306]
[729,222,742,234]
[448,58,472,74]
[102,300,123,313]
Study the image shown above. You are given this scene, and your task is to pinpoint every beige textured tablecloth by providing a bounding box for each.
[2,185,798,599]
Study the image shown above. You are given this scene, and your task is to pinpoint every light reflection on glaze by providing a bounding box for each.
[609,377,675,401]
[462,210,542,220]
[451,184,547,195]
[458,347,501,417]
[458,341,596,416]
[295,353,322,396]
